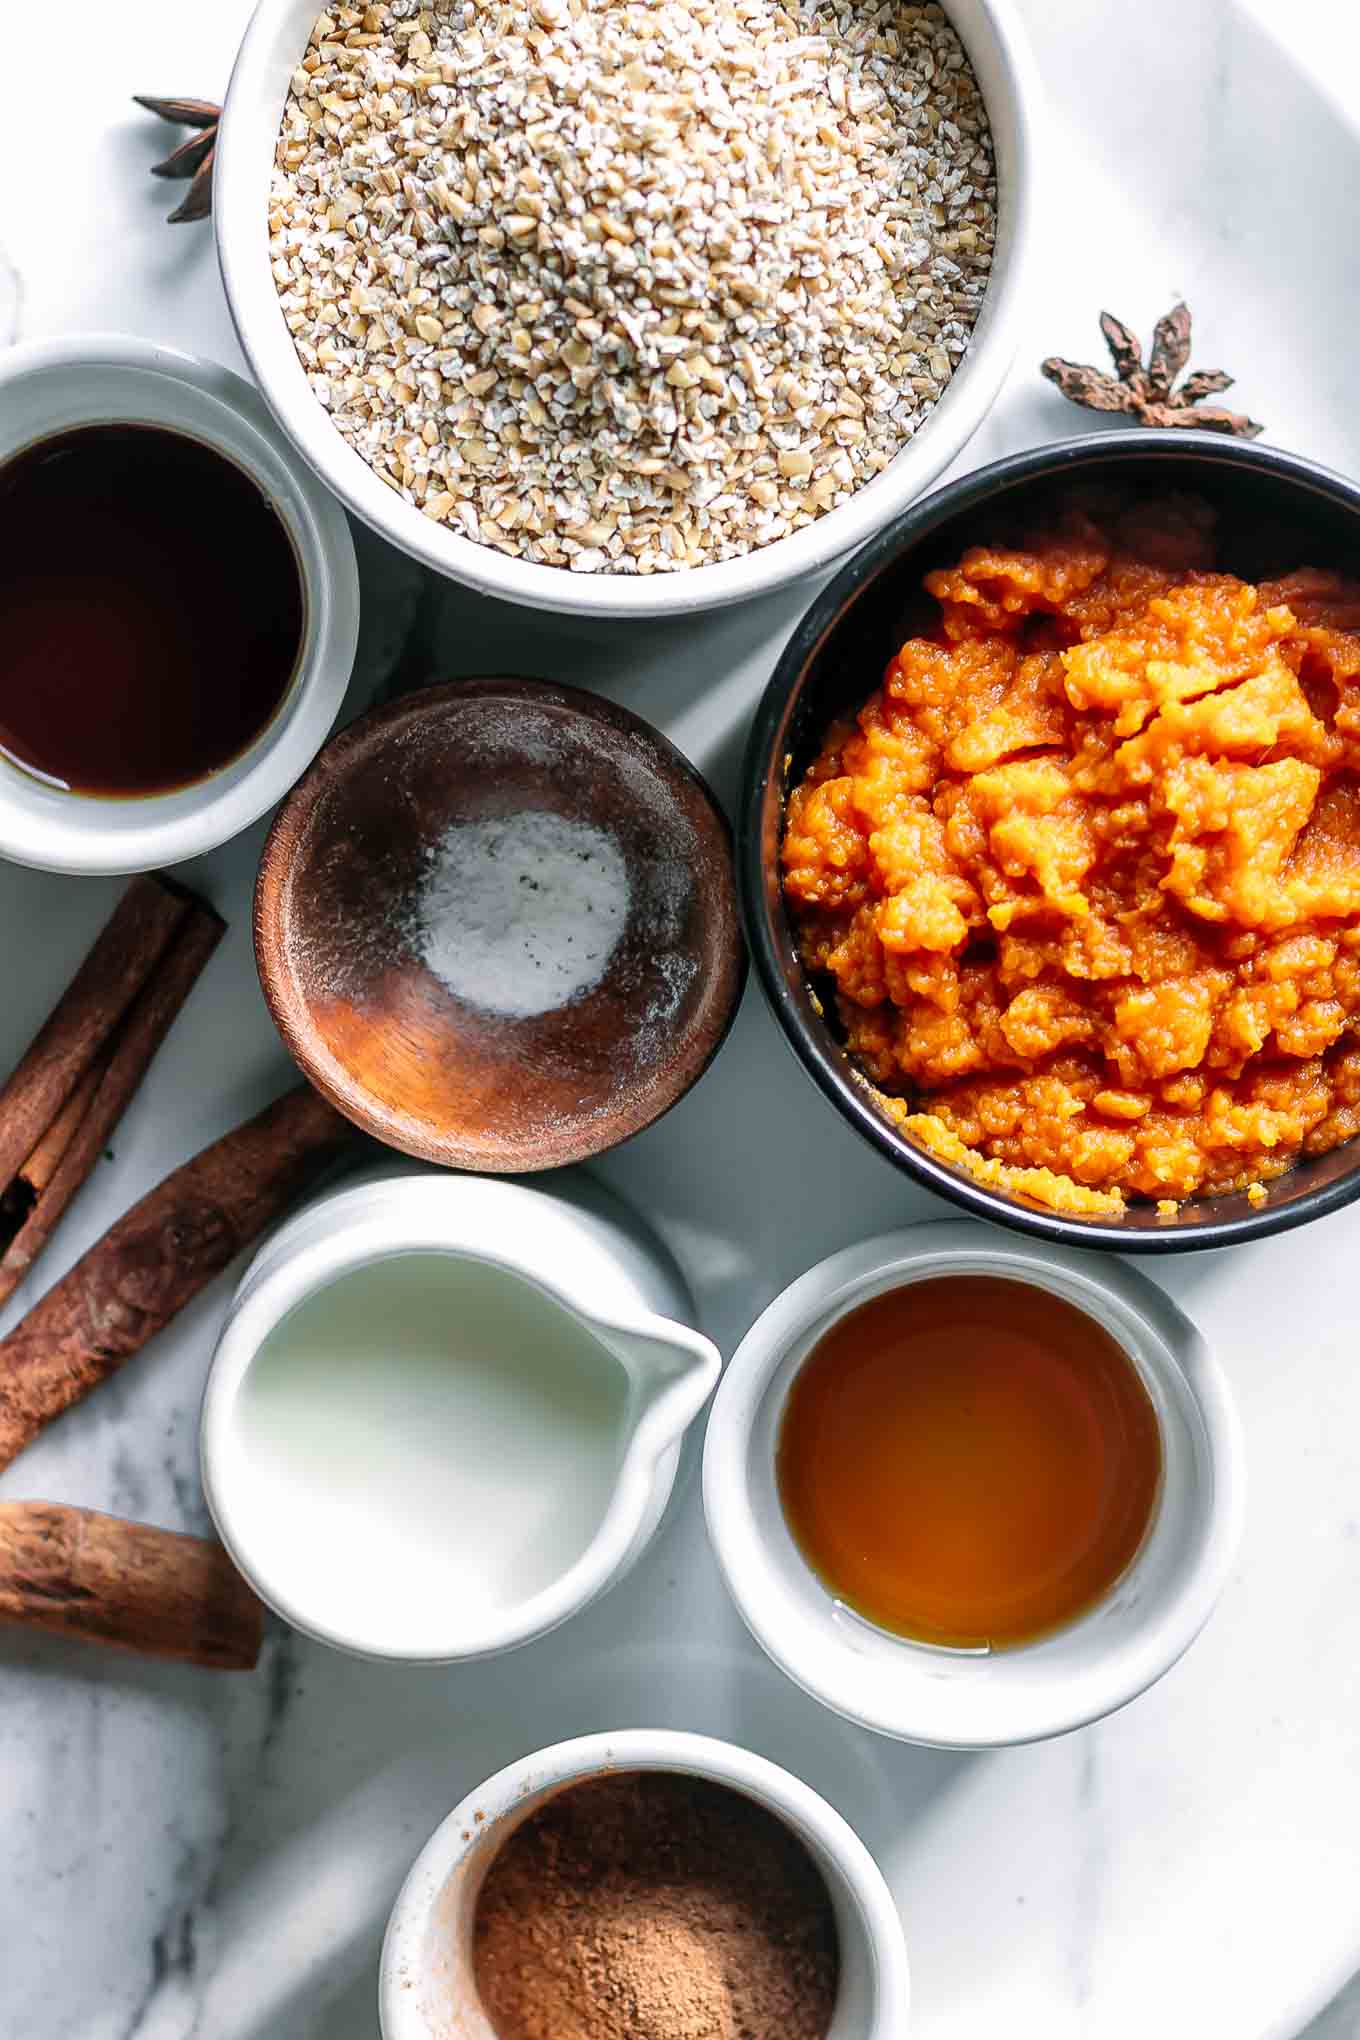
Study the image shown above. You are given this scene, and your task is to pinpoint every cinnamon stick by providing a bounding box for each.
[0,900,225,1308]
[20,1056,111,1197]
[0,1055,111,1241]
[0,1084,356,1473]
[0,876,189,1196]
[0,1501,263,1669]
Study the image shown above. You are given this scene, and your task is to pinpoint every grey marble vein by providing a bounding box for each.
[121,1903,200,2040]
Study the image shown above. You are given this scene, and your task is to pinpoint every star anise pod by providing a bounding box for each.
[1041,304,1264,439]
[134,96,221,224]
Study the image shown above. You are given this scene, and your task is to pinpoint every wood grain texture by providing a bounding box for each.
[0,1501,263,1668]
[255,676,745,1172]
[0,899,225,1307]
[19,1057,109,1197]
[0,875,189,1193]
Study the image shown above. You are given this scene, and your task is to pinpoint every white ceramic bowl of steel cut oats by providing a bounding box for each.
[216,0,1038,620]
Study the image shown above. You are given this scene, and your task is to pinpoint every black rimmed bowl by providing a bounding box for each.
[739,430,1360,1253]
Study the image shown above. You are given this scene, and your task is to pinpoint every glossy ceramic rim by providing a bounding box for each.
[0,333,358,874]
[379,1730,910,2040]
[703,1222,1246,1748]
[215,0,1039,617]
[739,429,1360,1251]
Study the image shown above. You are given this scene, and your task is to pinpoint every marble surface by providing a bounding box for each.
[3,1,1360,2035]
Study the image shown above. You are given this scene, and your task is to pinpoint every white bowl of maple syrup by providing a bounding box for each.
[0,333,357,874]
[703,1221,1245,1749]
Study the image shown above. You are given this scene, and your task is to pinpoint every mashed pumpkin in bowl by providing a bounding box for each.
[782,493,1360,1215]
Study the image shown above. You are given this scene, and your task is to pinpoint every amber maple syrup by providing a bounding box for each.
[0,423,303,797]
[776,1275,1163,1650]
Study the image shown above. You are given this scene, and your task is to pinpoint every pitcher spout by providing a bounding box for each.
[589,1313,722,1466]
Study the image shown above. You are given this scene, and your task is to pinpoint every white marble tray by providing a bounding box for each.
[2,2,1360,2036]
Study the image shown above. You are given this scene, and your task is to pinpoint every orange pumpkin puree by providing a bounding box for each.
[783,495,1360,1213]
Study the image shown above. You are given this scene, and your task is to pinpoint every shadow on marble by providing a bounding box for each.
[1297,1965,1360,2040]
[345,519,426,713]
[387,566,819,818]
[0,1622,242,1712]
[111,105,225,293]
[172,1528,975,2040]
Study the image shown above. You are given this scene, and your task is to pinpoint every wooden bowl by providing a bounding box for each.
[255,677,746,1170]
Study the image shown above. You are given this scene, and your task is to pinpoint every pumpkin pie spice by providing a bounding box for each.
[471,1771,840,2040]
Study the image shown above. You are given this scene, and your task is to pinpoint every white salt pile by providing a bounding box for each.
[414,810,630,1019]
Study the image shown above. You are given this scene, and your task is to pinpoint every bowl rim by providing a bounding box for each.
[377,1727,910,2040]
[0,332,357,875]
[254,673,748,1170]
[738,427,1360,1253]
[215,0,1040,618]
[702,1222,1246,1747]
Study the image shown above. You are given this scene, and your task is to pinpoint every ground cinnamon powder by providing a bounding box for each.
[470,1771,841,2040]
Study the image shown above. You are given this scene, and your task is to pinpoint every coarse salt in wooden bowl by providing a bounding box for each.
[254,677,746,1170]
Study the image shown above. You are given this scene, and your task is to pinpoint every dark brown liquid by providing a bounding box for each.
[777,1275,1163,1650]
[0,424,304,796]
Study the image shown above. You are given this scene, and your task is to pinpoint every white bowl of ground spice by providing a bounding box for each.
[216,0,1036,618]
[379,1729,910,2038]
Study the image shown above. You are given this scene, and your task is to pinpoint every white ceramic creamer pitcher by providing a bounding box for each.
[200,1166,719,1663]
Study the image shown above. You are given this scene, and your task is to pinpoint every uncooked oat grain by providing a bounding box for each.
[270,0,995,573]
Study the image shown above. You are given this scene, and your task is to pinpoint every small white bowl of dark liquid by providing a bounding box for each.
[199,1166,720,1661]
[0,333,357,873]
